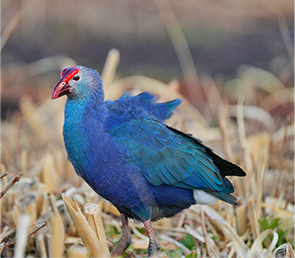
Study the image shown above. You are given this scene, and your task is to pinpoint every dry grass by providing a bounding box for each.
[1,49,294,257]
[1,1,293,256]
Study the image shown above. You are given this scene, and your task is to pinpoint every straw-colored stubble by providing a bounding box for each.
[48,194,65,257]
[62,194,111,258]
[84,203,109,254]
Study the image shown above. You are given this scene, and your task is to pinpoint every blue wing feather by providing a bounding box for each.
[107,118,230,193]
[105,91,182,127]
[103,91,243,207]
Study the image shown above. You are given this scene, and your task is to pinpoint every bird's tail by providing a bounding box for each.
[209,191,238,206]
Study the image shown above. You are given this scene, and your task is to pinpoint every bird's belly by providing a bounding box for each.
[148,184,196,220]
[64,128,155,220]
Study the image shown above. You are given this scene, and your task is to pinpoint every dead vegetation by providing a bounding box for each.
[1,48,294,257]
[1,0,294,256]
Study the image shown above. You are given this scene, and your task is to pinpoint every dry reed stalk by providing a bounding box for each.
[255,149,267,219]
[101,213,122,233]
[249,198,294,217]
[219,104,245,205]
[0,226,10,245]
[273,118,290,198]
[218,108,234,162]
[176,212,186,228]
[0,184,3,229]
[159,234,191,254]
[155,217,173,228]
[201,76,225,126]
[201,206,249,258]
[52,149,65,176]
[154,0,200,105]
[0,0,35,51]
[39,193,51,217]
[65,236,82,245]
[36,234,47,258]
[101,49,120,92]
[40,154,59,192]
[62,194,111,258]
[183,225,206,243]
[132,226,149,241]
[84,203,109,254]
[237,94,252,194]
[247,197,260,239]
[48,194,65,258]
[247,133,271,165]
[249,229,278,257]
[14,214,31,258]
[1,165,9,186]
[200,206,212,258]
[6,204,19,228]
[132,239,149,250]
[0,171,23,199]
[273,243,295,258]
[235,204,248,236]
[2,221,47,251]
[3,186,14,212]
[21,150,28,177]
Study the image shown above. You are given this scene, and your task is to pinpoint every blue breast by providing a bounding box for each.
[63,99,154,221]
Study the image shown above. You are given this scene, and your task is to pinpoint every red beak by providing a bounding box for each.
[51,67,79,99]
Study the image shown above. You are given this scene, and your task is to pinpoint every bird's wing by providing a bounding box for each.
[107,117,234,193]
[105,91,182,123]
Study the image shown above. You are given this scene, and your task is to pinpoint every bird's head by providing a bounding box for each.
[51,65,103,100]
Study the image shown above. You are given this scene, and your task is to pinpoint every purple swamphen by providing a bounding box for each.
[52,66,246,257]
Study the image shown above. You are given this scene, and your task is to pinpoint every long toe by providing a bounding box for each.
[148,240,161,257]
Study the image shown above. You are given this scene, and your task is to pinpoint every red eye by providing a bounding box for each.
[73,75,80,81]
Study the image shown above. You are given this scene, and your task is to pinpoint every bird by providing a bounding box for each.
[52,65,246,257]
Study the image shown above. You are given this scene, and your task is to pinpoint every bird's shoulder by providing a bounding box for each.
[104,91,181,130]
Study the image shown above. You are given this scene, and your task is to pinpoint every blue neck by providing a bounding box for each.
[63,93,107,174]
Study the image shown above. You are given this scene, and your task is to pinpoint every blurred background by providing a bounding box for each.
[1,0,294,120]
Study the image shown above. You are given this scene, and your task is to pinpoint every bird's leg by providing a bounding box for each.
[144,219,161,257]
[111,214,132,257]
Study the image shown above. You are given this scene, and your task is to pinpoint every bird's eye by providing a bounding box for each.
[73,76,80,81]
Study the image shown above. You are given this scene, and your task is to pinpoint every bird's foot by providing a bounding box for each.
[147,240,161,257]
[111,214,132,257]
